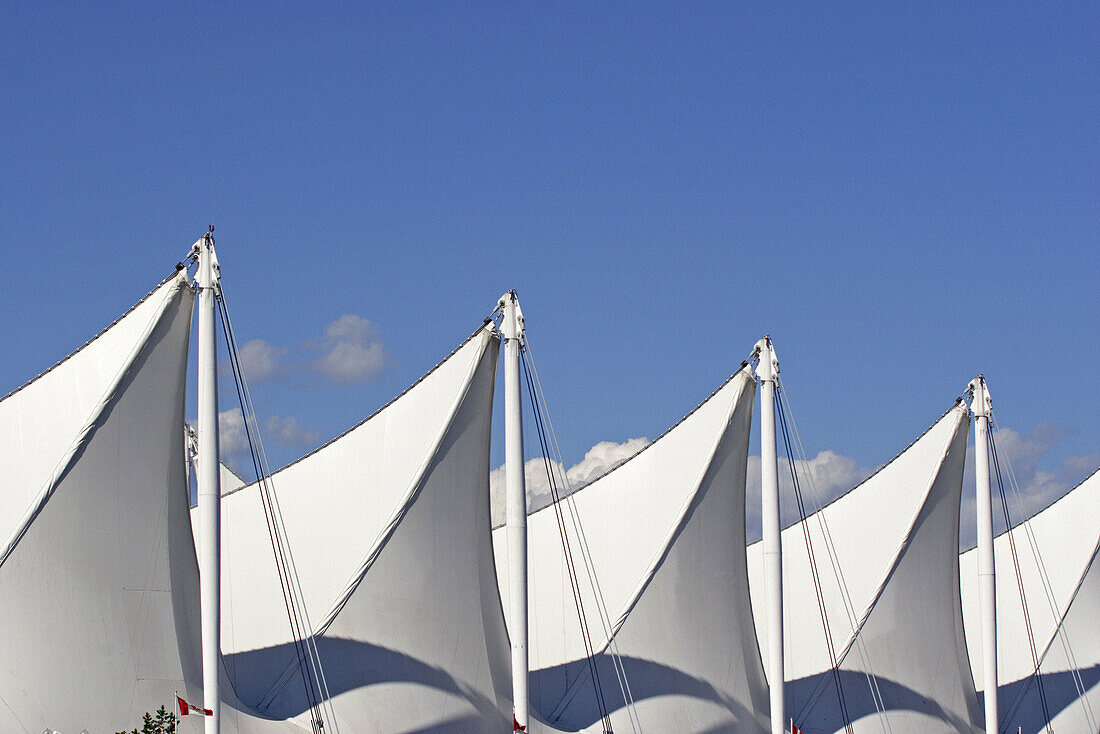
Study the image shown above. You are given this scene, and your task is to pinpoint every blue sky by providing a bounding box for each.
[2,3,1097,525]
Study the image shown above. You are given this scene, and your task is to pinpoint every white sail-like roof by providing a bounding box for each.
[495,367,769,732]
[960,468,1100,732]
[216,326,517,732]
[748,404,980,732]
[0,271,302,733]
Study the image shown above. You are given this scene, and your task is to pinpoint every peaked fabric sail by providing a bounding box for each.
[0,272,302,734]
[748,404,980,733]
[494,367,769,732]
[214,326,517,732]
[960,468,1100,732]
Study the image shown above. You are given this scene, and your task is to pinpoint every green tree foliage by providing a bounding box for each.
[116,704,177,734]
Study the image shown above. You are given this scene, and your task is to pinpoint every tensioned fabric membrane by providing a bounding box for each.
[0,272,304,733]
[5,263,1093,734]
[959,468,1100,733]
[211,326,546,733]
[493,366,771,733]
[747,404,981,733]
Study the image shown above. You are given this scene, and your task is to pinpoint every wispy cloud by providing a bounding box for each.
[224,314,388,387]
[213,408,322,476]
[312,315,388,385]
[959,422,1098,547]
[217,408,251,474]
[236,339,286,382]
[745,450,874,542]
[738,420,1097,546]
[489,437,649,527]
[497,422,1098,549]
[264,414,321,448]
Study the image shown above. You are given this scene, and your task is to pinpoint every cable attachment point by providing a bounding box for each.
[967,374,992,418]
[497,290,525,344]
[753,335,779,383]
[193,230,221,289]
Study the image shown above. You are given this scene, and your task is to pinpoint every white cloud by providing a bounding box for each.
[490,437,649,527]
[236,339,285,382]
[959,423,1097,547]
[745,450,874,543]
[1062,453,1100,477]
[218,408,251,474]
[216,408,320,474]
[264,414,321,448]
[313,315,388,385]
[567,438,651,488]
[222,314,388,388]
[743,420,1097,548]
[485,415,1096,550]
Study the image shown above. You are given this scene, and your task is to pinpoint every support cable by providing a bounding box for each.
[519,349,615,734]
[522,342,643,734]
[774,391,854,734]
[775,375,893,734]
[216,287,341,734]
[991,409,1097,732]
[988,428,1053,734]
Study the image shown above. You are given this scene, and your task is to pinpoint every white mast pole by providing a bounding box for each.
[970,375,997,734]
[196,230,222,734]
[501,290,529,732]
[756,336,784,734]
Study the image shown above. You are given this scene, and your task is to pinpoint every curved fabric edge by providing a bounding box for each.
[0,271,190,567]
[793,405,980,733]
[960,465,1100,555]
[249,326,500,711]
[0,267,187,404]
[748,403,967,690]
[595,367,753,649]
[837,407,970,659]
[231,330,513,733]
[961,465,1100,692]
[989,469,1100,733]
[230,323,495,493]
[215,322,498,683]
[537,368,769,733]
[517,369,750,529]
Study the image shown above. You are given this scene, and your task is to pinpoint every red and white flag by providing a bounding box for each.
[791,722,803,734]
[177,695,213,717]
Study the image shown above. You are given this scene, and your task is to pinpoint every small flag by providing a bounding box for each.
[177,695,213,717]
[790,721,802,734]
[513,714,526,732]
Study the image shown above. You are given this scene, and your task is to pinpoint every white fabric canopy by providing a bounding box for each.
[496,368,769,732]
[215,327,523,732]
[0,271,303,734]
[748,404,980,733]
[960,468,1100,733]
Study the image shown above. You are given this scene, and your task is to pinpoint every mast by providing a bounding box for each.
[501,291,529,732]
[195,230,222,734]
[970,375,997,734]
[755,336,784,734]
